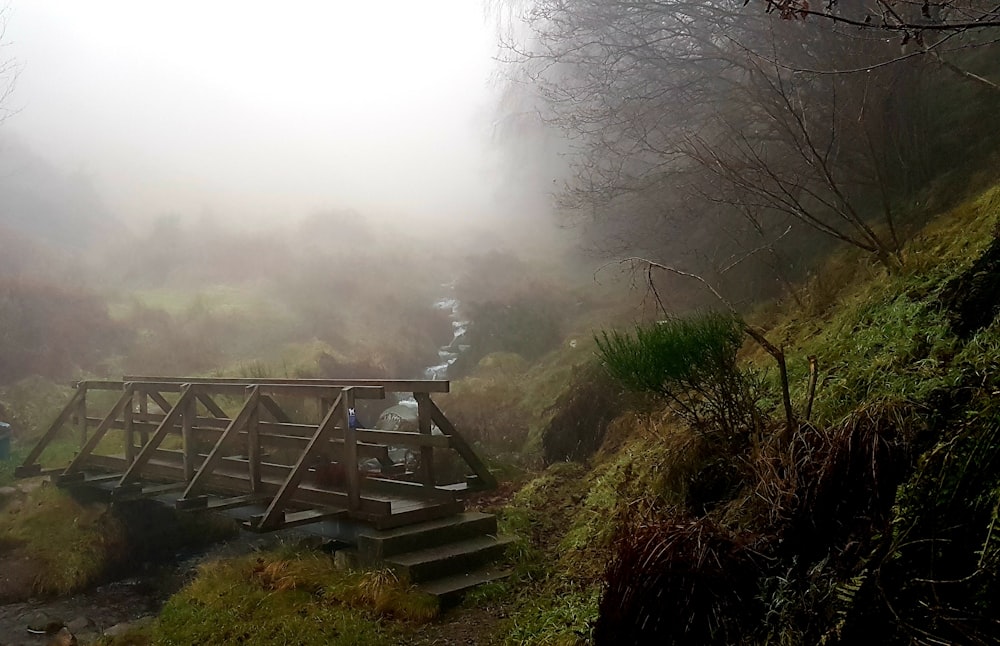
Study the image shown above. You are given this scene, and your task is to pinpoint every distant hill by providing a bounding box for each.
[0,136,118,248]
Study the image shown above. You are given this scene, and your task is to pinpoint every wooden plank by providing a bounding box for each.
[85,454,392,515]
[143,482,188,494]
[424,397,498,490]
[344,389,360,511]
[117,386,193,487]
[113,482,188,499]
[190,383,257,397]
[361,476,460,502]
[64,387,134,474]
[124,389,136,463]
[182,390,196,481]
[257,420,322,436]
[195,428,385,459]
[76,380,126,390]
[138,390,149,451]
[373,500,465,530]
[180,387,260,500]
[203,494,269,512]
[256,384,384,399]
[354,428,452,449]
[19,385,85,469]
[257,393,344,530]
[85,418,157,432]
[193,416,231,429]
[146,390,175,414]
[75,385,88,448]
[196,393,229,419]
[248,395,261,494]
[123,376,450,394]
[244,509,347,530]
[415,392,435,489]
[59,472,125,486]
[129,382,185,393]
[259,395,292,423]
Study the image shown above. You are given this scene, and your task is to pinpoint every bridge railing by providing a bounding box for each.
[15,377,496,530]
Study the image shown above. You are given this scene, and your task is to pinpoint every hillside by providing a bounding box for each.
[7,175,987,645]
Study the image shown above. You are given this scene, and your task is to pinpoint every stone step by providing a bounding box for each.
[385,534,515,584]
[356,511,498,563]
[418,566,512,605]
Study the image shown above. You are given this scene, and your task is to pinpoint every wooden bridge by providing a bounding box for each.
[15,376,497,533]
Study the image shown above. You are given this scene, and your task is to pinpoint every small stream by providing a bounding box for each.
[423,286,470,381]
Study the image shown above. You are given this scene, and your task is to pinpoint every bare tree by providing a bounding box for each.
[496,0,946,272]
[0,6,19,126]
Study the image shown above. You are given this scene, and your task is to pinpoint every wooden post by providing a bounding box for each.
[138,389,149,450]
[182,389,196,482]
[343,388,359,511]
[415,392,435,489]
[125,386,137,464]
[248,392,261,494]
[76,384,88,448]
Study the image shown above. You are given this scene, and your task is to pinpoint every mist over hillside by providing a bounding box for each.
[0,135,118,248]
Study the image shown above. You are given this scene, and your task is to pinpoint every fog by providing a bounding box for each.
[3,1,505,226]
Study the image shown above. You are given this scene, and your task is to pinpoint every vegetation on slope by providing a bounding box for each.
[464,178,1000,645]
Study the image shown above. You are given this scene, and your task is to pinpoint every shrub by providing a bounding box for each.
[0,277,125,384]
[596,313,761,444]
[443,356,531,456]
[594,515,762,645]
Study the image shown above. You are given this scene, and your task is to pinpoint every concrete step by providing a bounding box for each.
[385,534,515,584]
[356,511,498,563]
[418,566,512,605]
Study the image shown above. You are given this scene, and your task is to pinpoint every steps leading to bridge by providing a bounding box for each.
[387,534,515,584]
[356,510,498,561]
[347,511,514,601]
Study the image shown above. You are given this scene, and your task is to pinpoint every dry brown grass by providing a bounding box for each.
[594,514,763,645]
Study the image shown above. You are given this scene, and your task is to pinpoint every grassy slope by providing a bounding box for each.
[474,180,1000,644]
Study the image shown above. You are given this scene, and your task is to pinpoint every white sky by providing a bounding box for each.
[2,1,502,226]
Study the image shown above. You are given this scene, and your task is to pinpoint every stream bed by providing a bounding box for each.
[0,523,316,645]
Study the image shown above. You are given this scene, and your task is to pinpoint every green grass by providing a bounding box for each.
[111,549,438,646]
[109,285,280,319]
[0,485,125,596]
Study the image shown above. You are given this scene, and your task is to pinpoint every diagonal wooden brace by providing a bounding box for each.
[117,385,194,488]
[256,392,345,531]
[63,385,134,475]
[179,385,261,500]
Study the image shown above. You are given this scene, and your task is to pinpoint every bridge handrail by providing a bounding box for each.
[120,375,450,393]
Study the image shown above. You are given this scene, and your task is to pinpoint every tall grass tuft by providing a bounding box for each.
[594,515,762,645]
[596,312,761,444]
